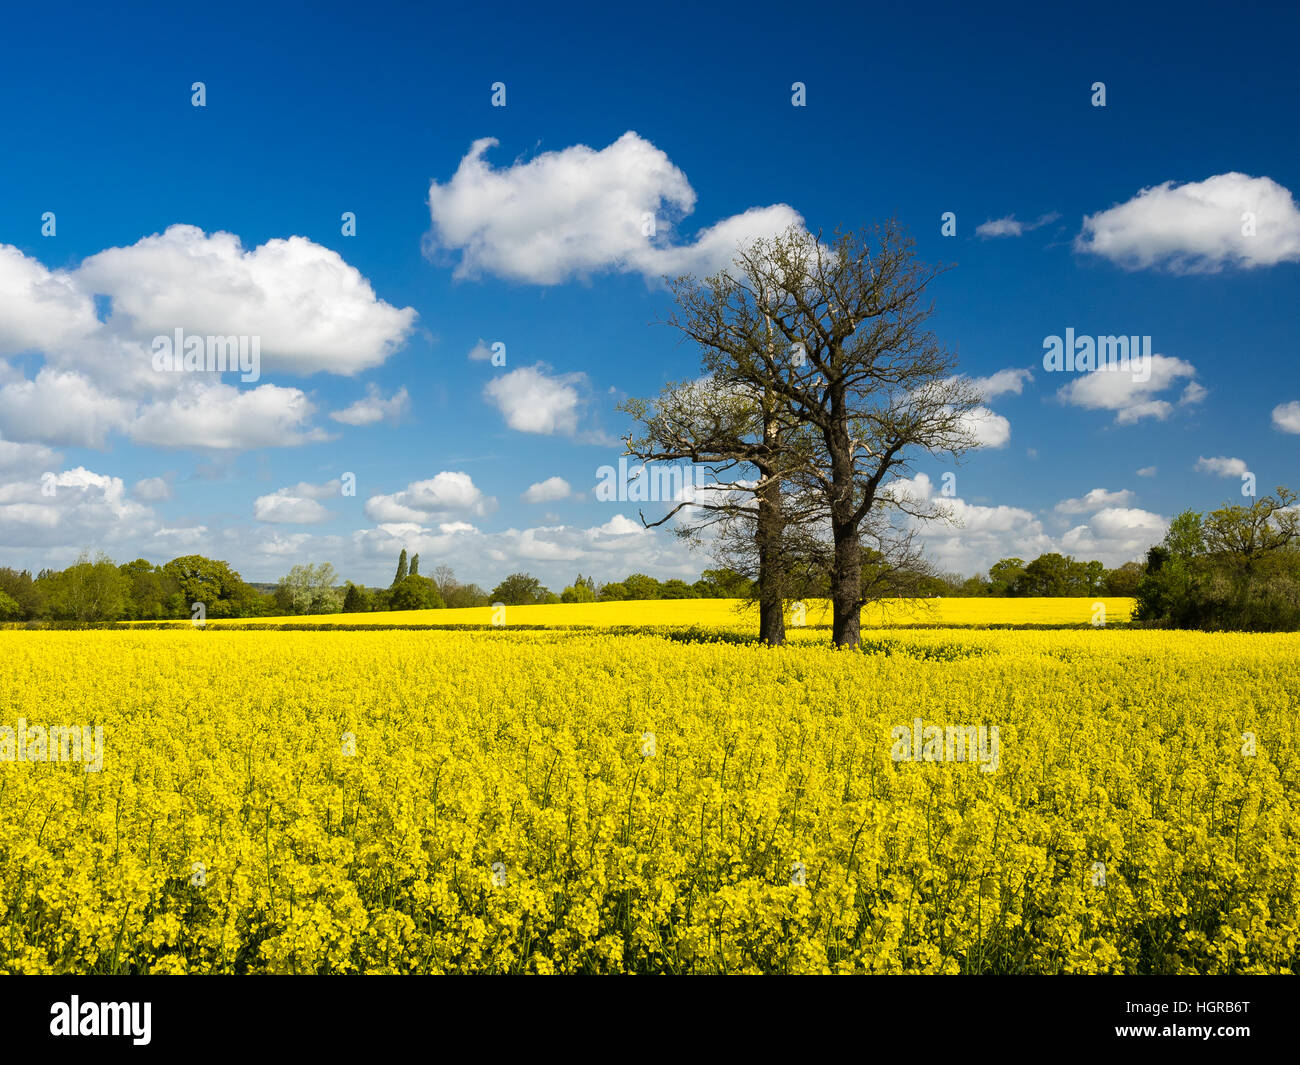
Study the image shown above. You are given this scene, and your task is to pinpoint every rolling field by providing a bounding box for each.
[2,611,1296,974]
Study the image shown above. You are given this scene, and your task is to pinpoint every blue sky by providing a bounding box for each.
[0,0,1297,588]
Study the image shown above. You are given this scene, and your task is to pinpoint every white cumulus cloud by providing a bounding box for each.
[1060,507,1168,565]
[1056,355,1201,424]
[1055,488,1136,514]
[426,132,803,284]
[962,407,1012,448]
[522,476,572,503]
[129,383,329,450]
[1075,173,1300,272]
[364,471,496,524]
[254,480,341,524]
[0,245,99,356]
[484,364,586,437]
[1195,455,1249,478]
[965,367,1033,399]
[1271,401,1300,434]
[77,225,416,375]
[0,230,416,453]
[0,466,153,549]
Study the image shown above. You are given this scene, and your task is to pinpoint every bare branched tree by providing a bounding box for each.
[620,375,814,645]
[665,221,980,647]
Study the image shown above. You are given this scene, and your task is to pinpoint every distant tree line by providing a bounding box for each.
[461,568,757,606]
[0,551,782,623]
[0,550,479,624]
[0,551,764,623]
[0,546,1150,626]
[478,556,1143,605]
[938,553,1145,598]
[0,554,268,624]
[567,568,756,603]
[8,505,1290,630]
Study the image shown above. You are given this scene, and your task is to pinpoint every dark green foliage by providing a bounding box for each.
[343,582,373,613]
[561,575,598,603]
[1136,489,1300,631]
[490,573,552,606]
[389,574,444,611]
[162,555,268,618]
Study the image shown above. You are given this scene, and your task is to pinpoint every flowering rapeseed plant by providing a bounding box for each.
[0,623,1294,974]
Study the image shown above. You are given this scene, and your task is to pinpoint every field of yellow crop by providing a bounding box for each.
[2,623,1295,974]
[169,596,1134,629]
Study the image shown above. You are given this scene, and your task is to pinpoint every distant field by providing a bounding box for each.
[132,596,1136,629]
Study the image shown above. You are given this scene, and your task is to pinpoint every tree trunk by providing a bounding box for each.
[831,517,861,648]
[827,407,862,649]
[758,584,785,646]
[755,463,786,646]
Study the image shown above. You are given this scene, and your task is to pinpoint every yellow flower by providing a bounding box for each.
[0,619,1296,974]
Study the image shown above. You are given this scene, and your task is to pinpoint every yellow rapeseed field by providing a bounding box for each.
[2,612,1295,974]
[176,596,1135,629]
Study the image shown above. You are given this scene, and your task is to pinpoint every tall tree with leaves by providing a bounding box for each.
[393,549,409,586]
[490,573,552,606]
[162,555,265,618]
[46,552,131,623]
[275,563,343,615]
